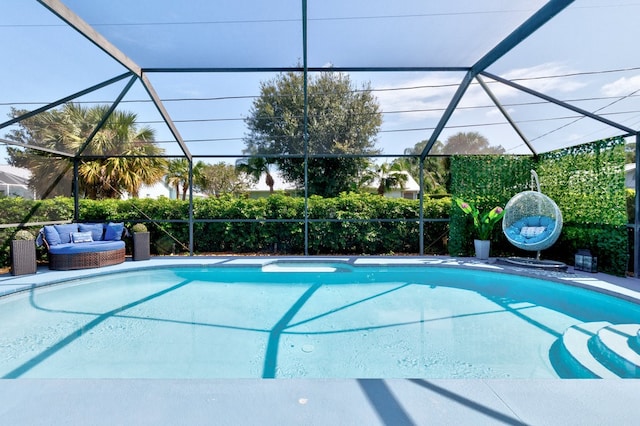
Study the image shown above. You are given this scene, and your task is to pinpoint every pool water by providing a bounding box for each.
[1,265,639,379]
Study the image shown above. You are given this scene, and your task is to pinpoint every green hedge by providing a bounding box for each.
[0,197,75,269]
[2,139,629,276]
[0,193,451,267]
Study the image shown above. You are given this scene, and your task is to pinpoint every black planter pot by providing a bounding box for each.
[133,232,150,261]
[11,239,37,276]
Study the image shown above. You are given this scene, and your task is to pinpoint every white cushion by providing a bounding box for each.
[71,231,94,244]
[520,226,546,238]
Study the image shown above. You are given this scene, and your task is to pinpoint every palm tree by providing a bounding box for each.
[165,159,189,200]
[79,108,167,198]
[112,144,167,198]
[6,103,167,199]
[236,156,275,193]
[189,161,206,199]
[390,140,448,194]
[165,159,205,200]
[376,162,408,196]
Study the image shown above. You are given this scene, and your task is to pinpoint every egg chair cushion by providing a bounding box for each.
[502,190,563,252]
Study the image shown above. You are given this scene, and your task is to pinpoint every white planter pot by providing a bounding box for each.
[474,239,490,260]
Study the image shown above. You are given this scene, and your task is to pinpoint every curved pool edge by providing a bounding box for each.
[2,255,640,305]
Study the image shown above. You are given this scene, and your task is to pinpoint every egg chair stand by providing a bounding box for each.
[500,170,566,270]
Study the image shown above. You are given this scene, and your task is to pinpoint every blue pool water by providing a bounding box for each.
[1,264,639,379]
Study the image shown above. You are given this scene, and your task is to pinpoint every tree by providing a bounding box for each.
[439,131,505,154]
[391,132,503,194]
[165,159,189,199]
[625,141,635,164]
[165,159,205,200]
[198,162,249,197]
[392,139,448,194]
[6,104,167,199]
[374,162,408,196]
[244,71,382,197]
[235,156,275,194]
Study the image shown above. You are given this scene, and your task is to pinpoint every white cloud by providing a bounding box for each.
[372,62,596,132]
[499,62,586,94]
[601,75,640,97]
[375,73,463,124]
[373,63,588,127]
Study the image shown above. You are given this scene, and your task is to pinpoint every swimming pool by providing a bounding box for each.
[1,261,639,379]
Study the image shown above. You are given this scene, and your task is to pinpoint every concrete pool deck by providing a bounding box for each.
[1,256,640,425]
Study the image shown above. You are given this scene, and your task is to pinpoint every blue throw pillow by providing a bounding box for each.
[54,223,79,244]
[539,216,552,227]
[43,225,62,246]
[71,231,93,244]
[79,223,105,241]
[104,222,124,241]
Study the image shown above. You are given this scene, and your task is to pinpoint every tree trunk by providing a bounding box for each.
[266,173,275,194]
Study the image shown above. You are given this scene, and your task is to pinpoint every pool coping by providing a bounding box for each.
[1,378,639,425]
[2,255,640,425]
[2,255,640,303]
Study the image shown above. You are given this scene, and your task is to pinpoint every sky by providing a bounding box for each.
[2,0,640,165]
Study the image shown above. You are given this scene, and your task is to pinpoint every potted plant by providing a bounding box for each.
[131,223,150,261]
[455,198,505,260]
[11,229,37,276]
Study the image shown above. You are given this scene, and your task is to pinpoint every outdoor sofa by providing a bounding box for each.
[37,222,126,270]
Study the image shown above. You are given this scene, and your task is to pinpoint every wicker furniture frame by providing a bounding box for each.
[502,191,563,252]
[49,247,125,271]
[11,239,37,276]
[133,232,150,261]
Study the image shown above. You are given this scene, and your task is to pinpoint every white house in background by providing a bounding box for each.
[246,170,420,199]
[0,165,35,199]
[366,171,421,200]
[122,181,175,200]
[625,164,636,189]
[122,181,209,200]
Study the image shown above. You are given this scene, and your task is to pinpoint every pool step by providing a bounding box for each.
[592,324,640,378]
[559,322,640,378]
[559,322,617,378]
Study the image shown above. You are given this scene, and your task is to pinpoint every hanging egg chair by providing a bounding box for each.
[502,170,563,257]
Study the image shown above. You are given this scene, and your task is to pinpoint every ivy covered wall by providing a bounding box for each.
[448,155,533,257]
[537,136,627,275]
[449,137,627,276]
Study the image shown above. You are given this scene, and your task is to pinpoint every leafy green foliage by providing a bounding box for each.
[13,229,35,240]
[455,198,505,240]
[438,131,506,155]
[449,155,533,256]
[7,103,167,199]
[244,71,382,197]
[0,197,74,267]
[0,193,450,266]
[198,162,249,197]
[449,138,627,275]
[1,138,628,276]
[392,132,505,195]
[538,137,627,274]
[131,223,148,233]
[627,189,635,222]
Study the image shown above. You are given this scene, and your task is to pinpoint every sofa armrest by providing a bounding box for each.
[36,228,50,251]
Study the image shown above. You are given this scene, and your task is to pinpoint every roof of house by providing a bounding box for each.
[0,165,31,186]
